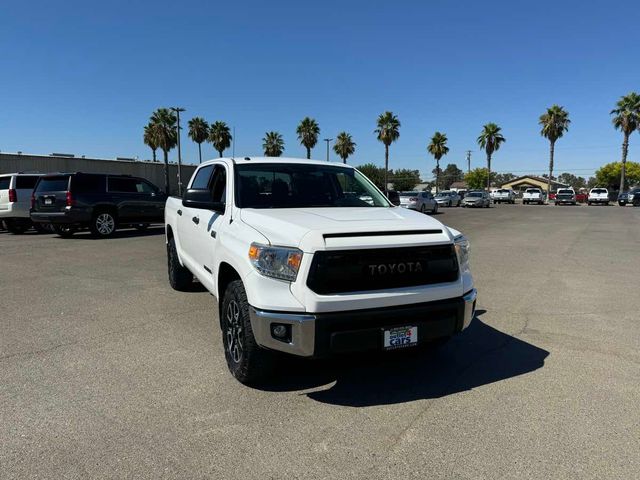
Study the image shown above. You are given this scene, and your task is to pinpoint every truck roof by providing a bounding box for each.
[201,157,356,168]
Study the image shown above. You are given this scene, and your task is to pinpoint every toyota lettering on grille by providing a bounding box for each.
[368,262,423,276]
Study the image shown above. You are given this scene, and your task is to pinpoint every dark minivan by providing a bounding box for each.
[31,173,166,237]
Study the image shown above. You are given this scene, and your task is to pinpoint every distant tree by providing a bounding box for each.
[557,172,587,190]
[356,163,385,190]
[208,121,232,157]
[187,117,209,164]
[493,172,516,187]
[296,117,320,159]
[392,169,421,191]
[539,105,571,195]
[143,123,159,162]
[595,161,640,190]
[375,111,401,194]
[610,92,640,191]
[587,177,599,189]
[333,132,356,163]
[427,132,449,192]
[465,168,489,190]
[262,131,285,157]
[477,123,506,189]
[150,108,178,194]
[439,163,464,189]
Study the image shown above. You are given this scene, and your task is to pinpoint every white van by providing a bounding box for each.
[0,173,44,233]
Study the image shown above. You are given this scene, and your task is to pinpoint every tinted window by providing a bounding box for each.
[399,192,419,197]
[591,189,607,194]
[16,176,39,189]
[108,177,137,193]
[0,177,10,189]
[191,165,214,189]
[36,176,70,192]
[210,166,227,203]
[73,174,105,193]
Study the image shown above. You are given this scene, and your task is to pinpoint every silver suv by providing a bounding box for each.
[0,173,44,234]
[399,191,438,214]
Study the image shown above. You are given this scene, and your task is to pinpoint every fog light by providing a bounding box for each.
[271,324,291,343]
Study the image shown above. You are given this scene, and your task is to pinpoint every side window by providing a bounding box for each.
[210,166,227,203]
[421,193,427,198]
[0,177,10,189]
[190,165,214,190]
[108,177,137,193]
[74,175,106,193]
[134,179,156,194]
[16,176,39,189]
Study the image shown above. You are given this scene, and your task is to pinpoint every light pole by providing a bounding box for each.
[466,150,472,174]
[171,107,186,196]
[323,138,333,162]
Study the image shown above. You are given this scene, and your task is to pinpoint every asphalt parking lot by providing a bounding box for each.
[1,204,639,479]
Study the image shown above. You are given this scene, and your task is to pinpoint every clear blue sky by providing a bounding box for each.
[1,0,638,180]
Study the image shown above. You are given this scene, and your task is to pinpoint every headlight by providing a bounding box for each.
[454,235,470,273]
[248,243,303,282]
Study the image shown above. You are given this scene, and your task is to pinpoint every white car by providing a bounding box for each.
[588,188,609,205]
[435,191,461,207]
[492,189,516,204]
[523,188,545,205]
[165,157,476,385]
[0,173,43,234]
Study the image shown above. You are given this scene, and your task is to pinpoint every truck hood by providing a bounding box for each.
[239,207,454,252]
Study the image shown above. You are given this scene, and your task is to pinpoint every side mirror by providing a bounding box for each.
[182,188,225,213]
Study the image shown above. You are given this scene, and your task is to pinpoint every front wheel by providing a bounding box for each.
[221,280,274,385]
[90,211,117,237]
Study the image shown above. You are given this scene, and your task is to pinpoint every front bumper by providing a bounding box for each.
[249,289,477,357]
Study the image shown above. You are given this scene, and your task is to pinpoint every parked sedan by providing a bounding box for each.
[461,190,490,208]
[434,191,461,207]
[398,191,438,213]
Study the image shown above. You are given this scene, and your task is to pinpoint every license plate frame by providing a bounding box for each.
[383,325,418,350]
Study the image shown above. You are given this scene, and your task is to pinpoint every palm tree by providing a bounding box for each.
[143,123,159,162]
[150,108,178,194]
[374,111,401,194]
[611,92,640,192]
[333,132,356,163]
[187,117,209,164]
[208,121,233,157]
[476,123,506,191]
[427,132,449,193]
[539,105,570,197]
[262,131,285,157]
[296,117,320,159]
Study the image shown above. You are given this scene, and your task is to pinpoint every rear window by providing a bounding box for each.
[36,176,70,192]
[399,192,419,197]
[0,177,10,189]
[497,189,510,193]
[526,189,541,193]
[15,176,40,189]
[591,189,607,194]
[557,189,573,194]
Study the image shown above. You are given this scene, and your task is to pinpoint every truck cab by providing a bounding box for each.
[164,158,476,385]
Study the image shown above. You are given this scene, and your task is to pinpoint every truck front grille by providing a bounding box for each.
[306,245,459,295]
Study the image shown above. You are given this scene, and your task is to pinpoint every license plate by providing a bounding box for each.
[384,326,418,350]
[44,198,53,205]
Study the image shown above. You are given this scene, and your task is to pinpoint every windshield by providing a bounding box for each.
[467,192,483,198]
[235,163,390,208]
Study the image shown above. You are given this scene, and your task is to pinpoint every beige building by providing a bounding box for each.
[501,175,568,193]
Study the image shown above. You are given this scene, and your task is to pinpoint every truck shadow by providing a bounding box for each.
[260,311,549,406]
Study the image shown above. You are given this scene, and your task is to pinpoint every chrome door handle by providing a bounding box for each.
[192,216,200,225]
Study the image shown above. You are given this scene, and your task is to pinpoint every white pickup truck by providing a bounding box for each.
[165,157,476,385]
[522,188,545,205]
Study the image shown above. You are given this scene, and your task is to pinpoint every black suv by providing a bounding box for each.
[31,173,166,237]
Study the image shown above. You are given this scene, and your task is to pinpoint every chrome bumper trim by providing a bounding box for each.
[462,288,477,330]
[249,307,316,357]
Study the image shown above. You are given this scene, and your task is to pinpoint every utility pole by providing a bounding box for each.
[171,107,186,196]
[323,138,333,161]
[466,150,472,173]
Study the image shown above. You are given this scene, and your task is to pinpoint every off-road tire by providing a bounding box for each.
[221,280,274,386]
[167,237,193,291]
